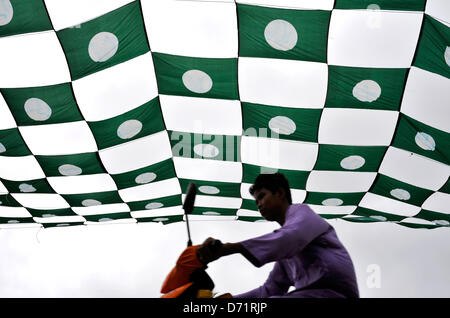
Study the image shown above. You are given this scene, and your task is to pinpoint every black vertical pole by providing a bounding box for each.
[183,182,197,247]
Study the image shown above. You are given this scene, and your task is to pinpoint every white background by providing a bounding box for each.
[1,218,449,298]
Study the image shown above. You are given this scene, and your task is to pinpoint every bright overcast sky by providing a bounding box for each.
[1,218,450,298]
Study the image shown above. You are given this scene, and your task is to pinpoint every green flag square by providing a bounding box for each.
[237,216,264,223]
[313,144,387,172]
[191,207,237,217]
[136,215,184,225]
[325,65,408,111]
[304,192,366,206]
[242,163,310,190]
[1,178,55,193]
[0,216,35,225]
[342,216,384,224]
[57,1,150,80]
[0,194,21,207]
[413,15,450,79]
[84,212,132,222]
[169,131,241,162]
[42,222,85,229]
[88,97,165,150]
[318,214,348,220]
[397,222,440,229]
[1,83,83,126]
[335,0,426,11]
[414,209,450,227]
[111,158,176,190]
[391,114,449,165]
[27,207,77,218]
[0,128,32,156]
[351,206,406,222]
[179,179,241,198]
[242,102,321,142]
[127,194,182,211]
[439,178,450,194]
[241,198,258,211]
[62,190,123,207]
[370,174,434,206]
[237,3,330,62]
[0,0,52,37]
[152,52,239,100]
[36,152,106,177]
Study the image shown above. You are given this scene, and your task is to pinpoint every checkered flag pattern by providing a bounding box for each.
[0,0,449,229]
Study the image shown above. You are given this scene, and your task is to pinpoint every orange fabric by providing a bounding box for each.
[161,282,193,298]
[160,245,204,294]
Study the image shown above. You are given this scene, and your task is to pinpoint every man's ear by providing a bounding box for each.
[276,187,286,200]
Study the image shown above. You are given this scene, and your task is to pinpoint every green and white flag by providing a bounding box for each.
[413,15,450,79]
[153,53,239,100]
[0,0,448,229]
[57,1,149,80]
[1,83,83,125]
[0,0,52,37]
[335,0,426,11]
[238,3,330,62]
[325,66,408,111]
[88,97,165,150]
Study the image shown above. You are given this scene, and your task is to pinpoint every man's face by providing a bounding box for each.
[253,188,284,222]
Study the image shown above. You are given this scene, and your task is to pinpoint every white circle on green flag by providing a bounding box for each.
[268,116,296,135]
[433,220,449,226]
[260,166,278,174]
[153,217,169,222]
[0,142,5,153]
[99,218,113,222]
[445,47,450,67]
[390,188,411,201]
[322,198,343,206]
[88,32,119,62]
[367,4,381,10]
[370,215,387,222]
[182,70,213,94]
[19,183,36,193]
[0,0,13,26]
[24,98,52,121]
[117,119,143,139]
[58,164,82,176]
[199,185,220,195]
[135,172,157,184]
[82,199,101,207]
[193,143,219,158]
[352,80,381,102]
[264,19,298,51]
[203,211,220,216]
[415,132,435,151]
[145,202,164,210]
[340,155,365,170]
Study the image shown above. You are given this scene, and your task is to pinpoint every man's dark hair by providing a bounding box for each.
[249,172,292,205]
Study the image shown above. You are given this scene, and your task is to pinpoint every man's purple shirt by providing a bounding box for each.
[234,204,359,298]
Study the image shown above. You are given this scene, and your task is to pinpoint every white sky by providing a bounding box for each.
[1,218,449,298]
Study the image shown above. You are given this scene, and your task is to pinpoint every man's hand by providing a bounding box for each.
[196,237,223,265]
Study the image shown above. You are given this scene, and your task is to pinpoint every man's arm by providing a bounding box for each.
[197,239,258,265]
[239,206,330,267]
